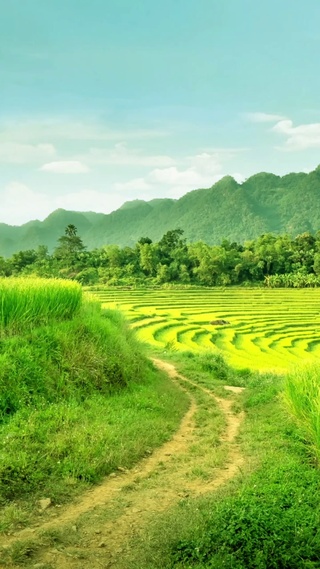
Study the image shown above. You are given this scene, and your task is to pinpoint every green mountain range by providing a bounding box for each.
[1,166,320,257]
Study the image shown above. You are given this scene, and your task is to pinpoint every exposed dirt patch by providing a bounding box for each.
[0,359,245,569]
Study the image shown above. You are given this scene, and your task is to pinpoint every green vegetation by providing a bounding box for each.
[2,221,320,288]
[0,301,147,419]
[119,355,320,569]
[0,277,82,334]
[90,287,320,371]
[0,279,188,532]
[2,273,320,567]
[285,363,320,463]
[0,360,188,505]
[2,166,320,258]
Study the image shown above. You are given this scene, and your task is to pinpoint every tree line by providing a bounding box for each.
[2,224,320,288]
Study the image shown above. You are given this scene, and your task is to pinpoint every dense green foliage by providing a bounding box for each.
[3,223,320,287]
[1,165,320,258]
[170,466,320,568]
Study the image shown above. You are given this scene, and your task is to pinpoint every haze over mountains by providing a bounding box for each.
[1,166,320,257]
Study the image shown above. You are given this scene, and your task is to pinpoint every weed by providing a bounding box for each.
[0,539,40,565]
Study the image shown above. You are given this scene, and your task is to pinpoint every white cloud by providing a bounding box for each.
[245,112,287,123]
[146,151,227,189]
[147,166,203,186]
[113,177,152,192]
[54,189,124,213]
[0,183,124,225]
[1,182,51,225]
[0,142,56,164]
[112,150,243,201]
[40,160,89,173]
[232,172,246,183]
[0,118,168,144]
[245,112,320,151]
[86,143,175,167]
[272,119,320,150]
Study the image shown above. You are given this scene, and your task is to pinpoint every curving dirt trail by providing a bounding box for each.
[0,359,245,569]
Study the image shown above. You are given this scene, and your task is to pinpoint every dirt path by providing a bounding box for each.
[0,359,245,569]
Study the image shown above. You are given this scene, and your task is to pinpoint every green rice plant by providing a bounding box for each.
[284,363,320,462]
[0,277,82,335]
[89,286,320,371]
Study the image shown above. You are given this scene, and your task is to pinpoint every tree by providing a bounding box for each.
[54,225,86,266]
[139,242,158,276]
[11,249,38,273]
[156,229,190,281]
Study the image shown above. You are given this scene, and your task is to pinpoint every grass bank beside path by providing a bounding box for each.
[0,302,189,535]
[120,351,320,569]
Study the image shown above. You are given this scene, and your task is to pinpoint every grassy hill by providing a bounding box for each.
[1,166,320,256]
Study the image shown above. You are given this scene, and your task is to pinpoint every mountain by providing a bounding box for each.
[1,166,320,257]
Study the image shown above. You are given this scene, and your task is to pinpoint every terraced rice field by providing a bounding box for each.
[90,287,320,371]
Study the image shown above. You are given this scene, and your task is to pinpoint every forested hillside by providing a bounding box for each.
[1,165,320,257]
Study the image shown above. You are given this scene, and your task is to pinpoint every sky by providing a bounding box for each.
[1,0,320,225]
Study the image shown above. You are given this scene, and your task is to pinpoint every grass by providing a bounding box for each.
[0,363,188,510]
[0,277,82,334]
[284,363,320,463]
[117,355,320,569]
[0,302,152,419]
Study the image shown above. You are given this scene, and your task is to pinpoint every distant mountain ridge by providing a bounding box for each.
[1,166,320,257]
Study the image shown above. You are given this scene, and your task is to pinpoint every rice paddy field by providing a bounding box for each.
[90,286,320,372]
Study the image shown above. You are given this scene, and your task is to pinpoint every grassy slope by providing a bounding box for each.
[0,304,189,533]
[120,351,320,569]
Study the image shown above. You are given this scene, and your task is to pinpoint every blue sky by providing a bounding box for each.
[1,0,320,224]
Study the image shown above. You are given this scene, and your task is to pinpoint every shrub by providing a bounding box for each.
[172,465,320,568]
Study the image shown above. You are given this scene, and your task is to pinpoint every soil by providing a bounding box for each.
[0,359,245,569]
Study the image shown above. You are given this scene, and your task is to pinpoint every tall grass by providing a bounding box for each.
[284,363,320,462]
[0,277,82,335]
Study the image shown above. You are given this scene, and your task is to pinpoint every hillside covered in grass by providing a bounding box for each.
[0,278,188,532]
[1,165,320,256]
